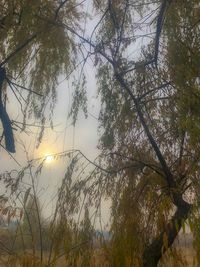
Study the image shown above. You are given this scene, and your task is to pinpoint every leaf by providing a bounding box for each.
[19,209,23,220]
[175,219,179,232]
[182,219,186,234]
[163,232,168,250]
[24,187,31,206]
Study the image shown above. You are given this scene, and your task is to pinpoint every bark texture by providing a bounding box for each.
[143,198,191,267]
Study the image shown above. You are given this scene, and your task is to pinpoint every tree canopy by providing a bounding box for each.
[0,0,200,266]
[0,0,81,151]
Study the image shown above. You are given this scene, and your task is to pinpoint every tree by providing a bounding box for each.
[55,1,199,266]
[1,0,200,266]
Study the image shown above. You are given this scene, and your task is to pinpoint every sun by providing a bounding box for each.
[44,154,54,164]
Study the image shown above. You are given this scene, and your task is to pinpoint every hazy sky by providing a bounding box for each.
[0,4,111,224]
[0,56,103,220]
[0,3,151,224]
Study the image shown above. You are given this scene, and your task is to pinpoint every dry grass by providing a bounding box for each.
[0,247,197,267]
[159,247,197,267]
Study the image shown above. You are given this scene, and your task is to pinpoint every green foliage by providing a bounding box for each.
[69,74,88,125]
[64,0,200,265]
[165,0,200,146]
[1,0,200,266]
[0,0,80,122]
[109,179,143,267]
[77,207,94,267]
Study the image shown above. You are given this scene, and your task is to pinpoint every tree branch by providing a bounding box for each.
[114,71,175,188]
[55,0,69,19]
[154,0,173,65]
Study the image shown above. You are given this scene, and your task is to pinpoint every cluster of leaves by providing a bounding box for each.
[63,0,200,265]
[0,0,82,140]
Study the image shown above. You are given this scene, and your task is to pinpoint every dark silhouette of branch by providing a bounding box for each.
[138,81,172,100]
[154,0,173,65]
[55,0,69,19]
[7,80,43,97]
[0,144,20,166]
[114,71,175,189]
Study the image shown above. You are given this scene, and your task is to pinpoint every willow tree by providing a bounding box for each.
[0,0,83,152]
[1,0,200,266]
[53,1,199,266]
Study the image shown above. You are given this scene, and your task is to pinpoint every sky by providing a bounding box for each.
[0,2,113,226]
[0,1,153,225]
[0,58,104,220]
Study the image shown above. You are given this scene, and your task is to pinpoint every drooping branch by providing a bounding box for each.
[108,0,120,30]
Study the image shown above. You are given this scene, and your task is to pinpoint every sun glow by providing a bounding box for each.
[44,154,54,164]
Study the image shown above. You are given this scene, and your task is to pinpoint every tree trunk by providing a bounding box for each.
[142,199,191,267]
